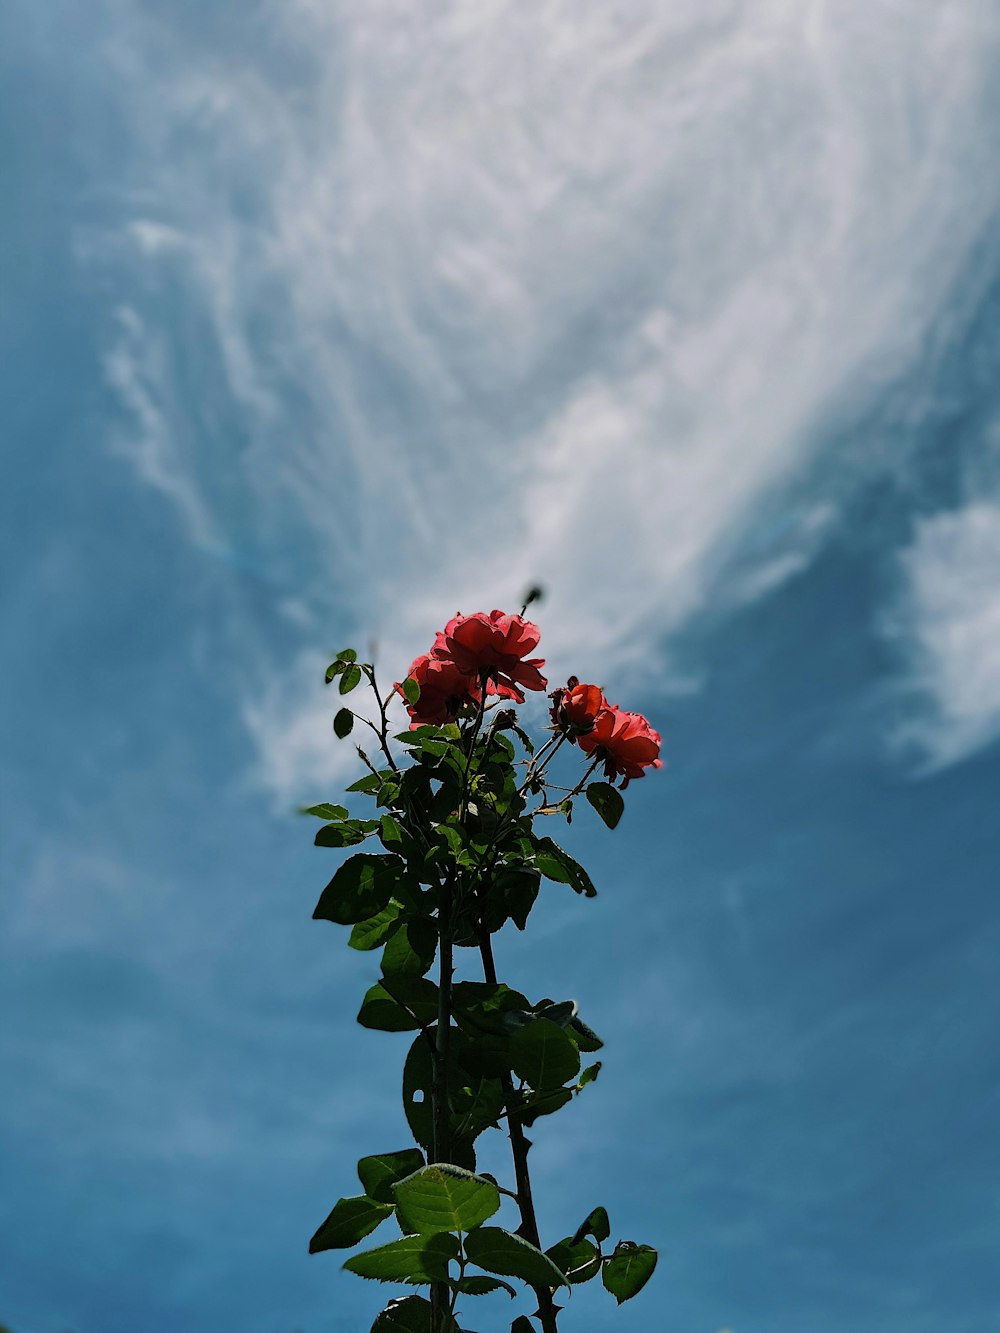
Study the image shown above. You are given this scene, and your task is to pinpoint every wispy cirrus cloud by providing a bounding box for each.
[93,0,1000,794]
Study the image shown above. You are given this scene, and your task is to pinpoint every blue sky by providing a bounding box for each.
[2,3,1000,1332]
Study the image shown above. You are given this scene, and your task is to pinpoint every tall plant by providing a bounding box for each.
[305,606,662,1332]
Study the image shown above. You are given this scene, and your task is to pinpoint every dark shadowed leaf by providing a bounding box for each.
[601,1242,657,1303]
[334,707,355,738]
[509,1018,580,1091]
[585,782,624,829]
[315,821,371,849]
[545,1236,601,1284]
[358,978,438,1032]
[344,1232,459,1284]
[357,1149,426,1204]
[349,903,404,951]
[313,854,403,925]
[463,1227,568,1288]
[567,1016,604,1052]
[308,1195,393,1252]
[531,837,597,897]
[371,1295,459,1332]
[572,1207,610,1245]
[510,1319,536,1333]
[382,919,437,979]
[454,1275,516,1297]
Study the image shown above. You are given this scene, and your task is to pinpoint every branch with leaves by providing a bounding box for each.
[304,609,662,1332]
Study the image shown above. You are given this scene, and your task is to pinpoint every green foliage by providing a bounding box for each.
[305,631,661,1329]
[309,1196,394,1252]
[601,1242,658,1303]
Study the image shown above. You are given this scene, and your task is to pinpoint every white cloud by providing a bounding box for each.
[888,499,1000,770]
[93,0,1000,794]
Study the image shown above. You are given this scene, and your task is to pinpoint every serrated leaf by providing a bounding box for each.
[349,903,404,951]
[344,1232,459,1284]
[572,1206,610,1245]
[313,854,403,926]
[531,837,597,897]
[301,803,349,821]
[357,1149,426,1204]
[578,1061,602,1088]
[334,707,355,738]
[393,1164,500,1235]
[308,1195,393,1252]
[347,772,384,794]
[602,1242,657,1303]
[545,1236,601,1284]
[371,1295,458,1332]
[339,664,363,694]
[463,1227,568,1289]
[585,782,624,830]
[358,978,438,1032]
[454,1275,517,1298]
[509,1018,580,1091]
[315,821,369,849]
[382,920,437,979]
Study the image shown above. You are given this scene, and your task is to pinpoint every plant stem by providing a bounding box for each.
[431,875,455,1331]
[479,932,560,1333]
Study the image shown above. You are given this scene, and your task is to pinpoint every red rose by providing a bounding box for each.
[577,704,662,787]
[549,677,606,733]
[433,610,547,702]
[395,653,481,727]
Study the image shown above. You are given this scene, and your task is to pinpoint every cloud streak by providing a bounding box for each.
[95,0,1000,794]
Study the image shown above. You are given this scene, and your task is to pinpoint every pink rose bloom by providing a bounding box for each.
[395,652,481,727]
[432,610,547,703]
[577,704,662,787]
[549,678,607,734]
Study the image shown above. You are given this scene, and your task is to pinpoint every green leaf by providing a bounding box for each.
[401,676,421,705]
[337,648,358,663]
[545,1237,601,1285]
[602,1242,658,1303]
[349,903,404,951]
[393,1164,500,1235]
[357,1149,426,1205]
[509,1018,580,1091]
[308,1195,393,1253]
[518,1087,572,1126]
[334,707,355,738]
[301,803,349,821]
[572,1207,610,1245]
[358,978,438,1032]
[382,920,437,979]
[339,664,363,694]
[463,1227,568,1289]
[578,1061,602,1088]
[347,772,385,794]
[454,1275,516,1297]
[315,821,369,849]
[371,1295,458,1332]
[379,814,405,850]
[532,837,597,897]
[585,782,624,830]
[344,1232,459,1284]
[313,854,403,926]
[567,1016,604,1053]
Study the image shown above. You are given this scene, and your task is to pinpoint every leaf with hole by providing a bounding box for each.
[308,1195,393,1253]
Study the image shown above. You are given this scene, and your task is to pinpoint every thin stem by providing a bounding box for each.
[431,875,455,1333]
[479,931,560,1333]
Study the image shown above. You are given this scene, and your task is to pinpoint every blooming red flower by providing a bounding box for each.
[433,610,547,702]
[549,677,606,733]
[395,652,481,727]
[577,704,662,787]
